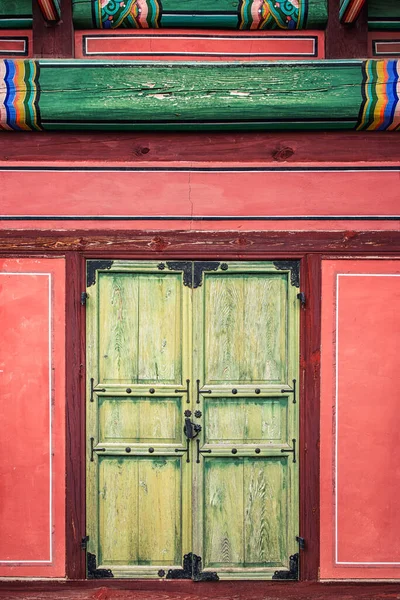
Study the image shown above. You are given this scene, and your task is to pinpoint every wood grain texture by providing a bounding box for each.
[1,132,399,163]
[369,0,400,30]
[65,253,86,579]
[299,254,321,580]
[1,230,400,254]
[0,0,31,28]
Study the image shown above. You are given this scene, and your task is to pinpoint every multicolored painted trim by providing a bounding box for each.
[357,60,400,131]
[93,0,162,29]
[238,0,308,30]
[37,0,61,22]
[0,60,41,131]
[339,0,365,24]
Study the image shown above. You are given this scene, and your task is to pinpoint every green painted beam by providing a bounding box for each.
[0,0,32,28]
[369,0,400,30]
[0,59,399,132]
[73,0,327,30]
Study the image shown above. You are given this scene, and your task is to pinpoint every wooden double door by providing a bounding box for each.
[86,260,299,580]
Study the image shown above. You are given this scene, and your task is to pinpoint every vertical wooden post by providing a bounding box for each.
[299,254,321,581]
[326,0,368,58]
[65,252,86,579]
[33,0,74,58]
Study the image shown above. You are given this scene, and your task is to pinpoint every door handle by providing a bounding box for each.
[184,418,202,439]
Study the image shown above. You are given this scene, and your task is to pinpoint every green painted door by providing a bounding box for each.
[86,260,299,580]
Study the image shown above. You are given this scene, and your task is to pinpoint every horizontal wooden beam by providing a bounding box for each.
[1,230,400,254]
[73,0,327,30]
[2,131,400,163]
[0,0,32,29]
[339,0,366,24]
[0,59,399,132]
[369,0,400,30]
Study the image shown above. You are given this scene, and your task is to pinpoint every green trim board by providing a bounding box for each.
[0,59,399,132]
[369,0,400,31]
[0,0,31,29]
[73,0,327,30]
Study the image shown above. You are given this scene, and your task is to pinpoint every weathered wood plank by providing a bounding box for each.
[369,0,400,30]
[1,59,399,131]
[73,0,327,30]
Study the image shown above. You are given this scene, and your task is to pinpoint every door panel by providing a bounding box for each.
[87,260,299,580]
[87,262,191,578]
[193,262,298,580]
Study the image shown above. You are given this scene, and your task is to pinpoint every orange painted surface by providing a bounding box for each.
[75,29,324,60]
[0,167,399,232]
[320,260,400,580]
[0,259,65,577]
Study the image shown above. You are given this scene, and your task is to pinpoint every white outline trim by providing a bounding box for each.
[0,272,53,565]
[0,38,27,55]
[335,273,400,566]
[84,34,316,57]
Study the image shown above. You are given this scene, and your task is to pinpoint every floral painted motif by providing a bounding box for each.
[238,0,308,30]
[93,0,161,28]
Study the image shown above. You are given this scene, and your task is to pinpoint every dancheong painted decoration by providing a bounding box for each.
[0,58,399,132]
[73,0,327,29]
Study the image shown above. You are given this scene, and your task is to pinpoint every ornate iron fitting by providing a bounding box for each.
[166,553,219,581]
[272,260,300,288]
[87,260,114,287]
[272,553,299,580]
[87,552,114,579]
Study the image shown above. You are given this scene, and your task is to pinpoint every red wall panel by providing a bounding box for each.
[0,167,400,231]
[0,258,65,577]
[320,260,400,579]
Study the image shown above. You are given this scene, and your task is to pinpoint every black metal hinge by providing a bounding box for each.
[296,536,306,550]
[273,261,300,287]
[81,535,89,550]
[80,292,88,306]
[272,553,299,580]
[297,292,306,307]
[165,553,219,581]
[87,552,114,579]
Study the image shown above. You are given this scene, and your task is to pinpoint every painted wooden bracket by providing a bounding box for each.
[339,0,366,24]
[36,0,61,23]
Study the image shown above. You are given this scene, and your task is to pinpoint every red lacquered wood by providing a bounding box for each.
[299,255,321,580]
[33,0,73,58]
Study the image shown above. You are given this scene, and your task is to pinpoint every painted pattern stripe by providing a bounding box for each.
[340,0,366,24]
[357,60,400,131]
[0,60,41,131]
[37,0,60,22]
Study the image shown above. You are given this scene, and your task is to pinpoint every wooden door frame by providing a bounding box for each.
[60,247,321,582]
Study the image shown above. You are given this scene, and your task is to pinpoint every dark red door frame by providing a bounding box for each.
[62,248,321,581]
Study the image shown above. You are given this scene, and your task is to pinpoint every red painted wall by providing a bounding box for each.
[0,258,65,578]
[320,260,400,579]
[0,167,399,231]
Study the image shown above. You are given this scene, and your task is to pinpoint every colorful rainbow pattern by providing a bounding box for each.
[94,0,162,29]
[339,0,366,24]
[357,60,400,131]
[0,60,41,131]
[238,0,308,30]
[37,0,61,22]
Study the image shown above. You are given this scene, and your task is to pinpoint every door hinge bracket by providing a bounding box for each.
[281,438,297,463]
[80,292,88,306]
[273,261,300,288]
[166,553,219,581]
[87,552,114,579]
[159,261,227,289]
[296,536,306,550]
[87,260,114,287]
[272,553,299,580]
[81,535,89,550]
[297,292,306,307]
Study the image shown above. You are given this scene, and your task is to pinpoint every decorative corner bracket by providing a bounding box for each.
[166,553,219,581]
[272,553,299,580]
[273,261,300,287]
[87,260,114,287]
[87,552,114,579]
[160,261,225,288]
